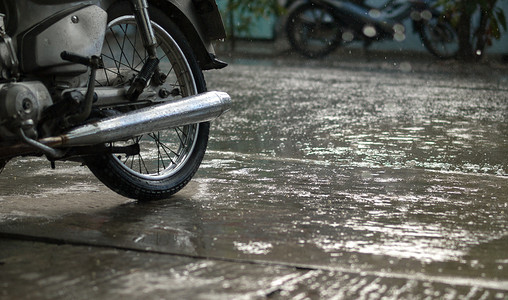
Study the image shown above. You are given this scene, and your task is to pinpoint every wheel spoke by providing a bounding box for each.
[98,16,201,181]
[129,155,135,170]
[124,24,147,67]
[110,27,129,69]
[132,25,141,67]
[133,48,148,70]
[159,140,179,161]
[102,53,140,73]
[149,132,168,173]
[149,132,178,163]
[106,32,121,76]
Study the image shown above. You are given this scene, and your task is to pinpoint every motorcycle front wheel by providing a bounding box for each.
[85,4,209,200]
[286,2,342,58]
[419,18,459,59]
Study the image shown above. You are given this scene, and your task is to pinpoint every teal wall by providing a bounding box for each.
[216,0,278,39]
[218,0,508,54]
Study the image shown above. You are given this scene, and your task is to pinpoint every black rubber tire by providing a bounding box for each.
[0,159,6,173]
[286,2,342,58]
[419,19,459,59]
[85,3,209,200]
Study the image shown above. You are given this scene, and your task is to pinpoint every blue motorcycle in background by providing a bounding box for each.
[285,0,459,58]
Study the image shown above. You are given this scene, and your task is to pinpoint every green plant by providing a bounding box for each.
[437,0,507,60]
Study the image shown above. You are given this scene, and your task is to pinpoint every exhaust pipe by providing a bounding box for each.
[0,91,231,158]
[62,91,231,146]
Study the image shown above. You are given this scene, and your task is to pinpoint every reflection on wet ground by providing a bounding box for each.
[208,63,507,175]
[1,60,507,298]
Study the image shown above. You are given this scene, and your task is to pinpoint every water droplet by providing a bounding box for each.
[394,33,406,42]
[342,31,355,42]
[369,9,381,18]
[363,25,377,38]
[410,11,422,21]
[421,10,432,21]
[400,62,412,72]
[393,24,405,33]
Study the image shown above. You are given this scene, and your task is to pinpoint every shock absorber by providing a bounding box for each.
[127,0,160,101]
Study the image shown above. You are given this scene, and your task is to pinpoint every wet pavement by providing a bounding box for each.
[1,52,508,299]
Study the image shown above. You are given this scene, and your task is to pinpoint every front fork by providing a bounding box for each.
[132,0,158,55]
[127,0,162,100]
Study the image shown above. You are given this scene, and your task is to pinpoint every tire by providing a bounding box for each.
[286,2,342,58]
[0,159,6,173]
[419,18,459,59]
[85,3,209,200]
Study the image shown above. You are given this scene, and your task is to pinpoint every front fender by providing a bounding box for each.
[150,0,227,69]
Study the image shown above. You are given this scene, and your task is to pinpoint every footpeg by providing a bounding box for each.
[61,51,103,68]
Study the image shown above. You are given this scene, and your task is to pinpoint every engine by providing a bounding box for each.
[0,15,51,142]
[0,5,108,142]
[0,81,52,141]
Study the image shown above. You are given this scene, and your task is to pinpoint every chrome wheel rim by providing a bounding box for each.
[100,16,199,180]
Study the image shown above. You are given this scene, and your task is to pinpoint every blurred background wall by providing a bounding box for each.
[217,0,508,55]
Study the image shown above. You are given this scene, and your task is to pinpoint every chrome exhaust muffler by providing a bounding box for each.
[62,91,231,146]
[0,91,231,158]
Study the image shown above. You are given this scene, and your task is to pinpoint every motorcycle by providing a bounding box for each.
[0,0,231,200]
[285,0,459,59]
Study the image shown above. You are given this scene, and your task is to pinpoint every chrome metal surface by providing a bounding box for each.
[60,91,231,147]
[98,13,203,182]
[132,0,157,55]
[0,91,230,158]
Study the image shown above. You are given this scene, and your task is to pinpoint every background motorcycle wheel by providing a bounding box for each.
[419,18,459,59]
[85,3,209,200]
[286,2,342,58]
